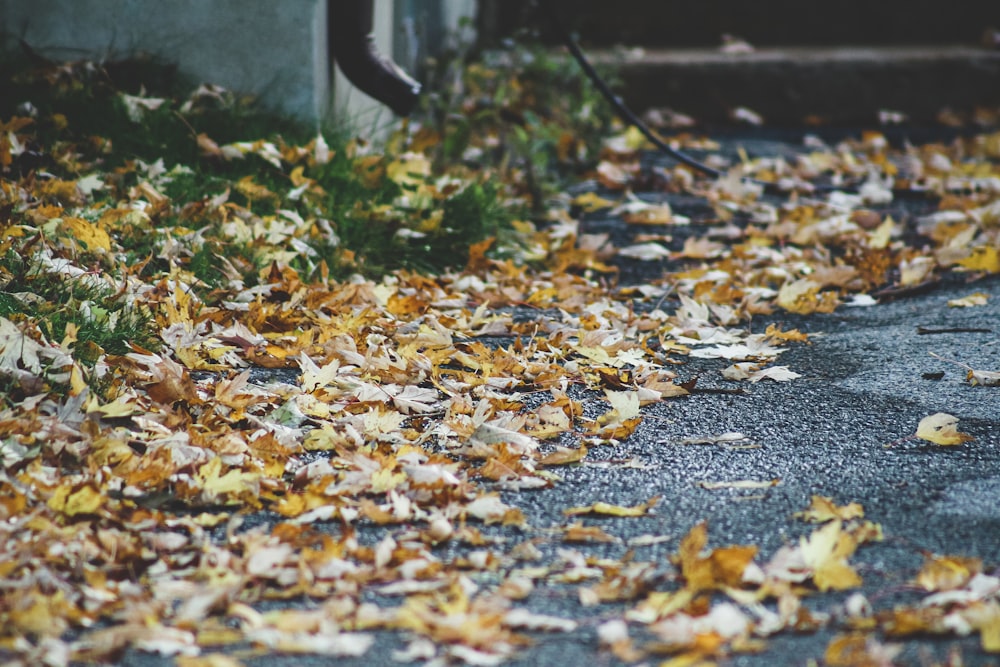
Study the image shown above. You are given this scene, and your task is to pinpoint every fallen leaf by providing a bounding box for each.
[571,191,616,212]
[617,242,670,261]
[748,365,801,383]
[915,554,981,592]
[564,496,661,518]
[947,292,989,307]
[957,246,1000,273]
[915,413,974,446]
[698,479,780,490]
[824,632,901,667]
[563,523,619,543]
[794,496,865,524]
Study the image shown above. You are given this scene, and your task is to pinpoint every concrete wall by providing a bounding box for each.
[1,0,331,122]
[1,0,478,130]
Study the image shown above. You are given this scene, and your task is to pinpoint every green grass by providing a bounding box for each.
[0,249,158,360]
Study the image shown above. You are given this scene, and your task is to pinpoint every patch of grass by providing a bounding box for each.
[0,250,159,360]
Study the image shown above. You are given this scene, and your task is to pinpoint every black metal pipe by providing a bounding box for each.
[330,0,422,116]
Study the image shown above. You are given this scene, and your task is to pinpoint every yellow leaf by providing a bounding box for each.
[564,496,661,518]
[86,394,140,418]
[197,458,261,504]
[61,216,112,252]
[825,633,901,667]
[571,191,616,213]
[386,151,431,188]
[764,324,809,343]
[235,175,278,203]
[370,468,406,493]
[794,495,865,523]
[947,292,989,308]
[673,522,758,592]
[776,278,835,314]
[957,246,1000,273]
[801,521,863,591]
[867,216,895,249]
[980,603,1000,653]
[915,553,981,591]
[915,412,974,446]
[48,483,103,516]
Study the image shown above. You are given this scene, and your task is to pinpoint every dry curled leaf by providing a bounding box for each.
[915,413,974,446]
[564,496,661,518]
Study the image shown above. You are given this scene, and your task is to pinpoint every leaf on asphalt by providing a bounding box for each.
[571,191,616,212]
[539,445,587,466]
[502,608,577,633]
[915,553,982,592]
[617,241,670,260]
[613,193,688,225]
[915,412,974,445]
[668,432,749,446]
[674,522,759,592]
[967,369,1000,387]
[564,495,661,518]
[748,365,801,383]
[928,352,1000,387]
[947,292,989,307]
[562,522,619,543]
[794,495,865,523]
[824,633,901,667]
[697,479,780,490]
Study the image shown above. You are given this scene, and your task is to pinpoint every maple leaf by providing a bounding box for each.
[0,317,73,376]
[59,216,113,252]
[539,444,587,466]
[799,521,863,592]
[468,422,539,455]
[464,494,525,526]
[674,522,759,592]
[195,457,261,505]
[957,245,1000,273]
[794,495,865,524]
[47,482,104,517]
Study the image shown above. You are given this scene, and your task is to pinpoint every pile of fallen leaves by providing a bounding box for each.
[2,52,1000,666]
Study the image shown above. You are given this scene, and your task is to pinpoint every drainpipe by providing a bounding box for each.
[329,0,422,116]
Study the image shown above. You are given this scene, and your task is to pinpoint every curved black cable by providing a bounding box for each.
[535,0,739,181]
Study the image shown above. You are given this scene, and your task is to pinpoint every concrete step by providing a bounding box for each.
[587,45,1000,125]
[479,0,1000,49]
